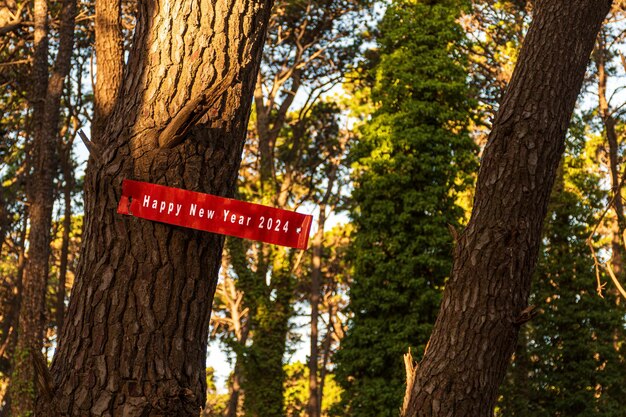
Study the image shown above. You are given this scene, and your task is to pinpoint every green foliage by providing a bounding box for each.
[333,1,477,415]
[202,367,229,416]
[238,246,295,417]
[283,362,342,417]
[218,0,373,415]
[229,71,352,417]
[466,0,531,113]
[284,362,309,417]
[497,132,626,416]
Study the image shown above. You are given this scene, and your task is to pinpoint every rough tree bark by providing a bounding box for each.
[92,0,123,140]
[10,0,76,414]
[402,1,612,416]
[41,1,274,416]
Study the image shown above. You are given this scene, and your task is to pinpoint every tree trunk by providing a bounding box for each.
[9,1,49,414]
[0,211,28,375]
[224,282,248,417]
[402,1,611,416]
[10,0,76,414]
[237,68,303,417]
[57,142,75,335]
[92,0,123,139]
[224,357,244,417]
[0,215,27,416]
[595,33,625,281]
[317,298,335,417]
[307,208,325,417]
[42,1,273,416]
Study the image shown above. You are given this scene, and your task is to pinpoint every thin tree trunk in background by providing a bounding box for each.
[10,0,51,413]
[0,212,28,365]
[0,214,28,416]
[225,346,246,417]
[228,234,292,417]
[222,272,249,417]
[57,143,75,335]
[402,1,611,416]
[308,161,339,417]
[11,0,77,407]
[239,73,303,417]
[318,305,333,416]
[595,34,625,281]
[0,189,7,250]
[42,1,274,415]
[254,78,274,190]
[11,0,77,405]
[307,207,325,417]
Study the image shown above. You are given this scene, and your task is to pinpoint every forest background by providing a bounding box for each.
[2,0,626,416]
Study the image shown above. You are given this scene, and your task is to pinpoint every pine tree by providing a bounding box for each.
[401,0,610,413]
[41,1,275,415]
[333,1,477,415]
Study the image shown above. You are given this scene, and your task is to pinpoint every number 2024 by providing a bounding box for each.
[259,216,289,232]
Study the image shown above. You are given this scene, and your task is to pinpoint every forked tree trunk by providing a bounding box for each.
[41,1,273,416]
[402,1,612,416]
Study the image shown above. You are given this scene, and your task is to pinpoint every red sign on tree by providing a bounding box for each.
[117,179,312,249]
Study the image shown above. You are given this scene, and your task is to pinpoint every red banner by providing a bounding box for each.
[117,179,312,249]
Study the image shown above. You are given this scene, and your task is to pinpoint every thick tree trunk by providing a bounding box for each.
[43,1,273,416]
[10,0,76,415]
[402,1,612,416]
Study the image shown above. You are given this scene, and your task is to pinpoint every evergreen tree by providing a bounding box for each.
[334,1,477,415]
[497,131,626,417]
